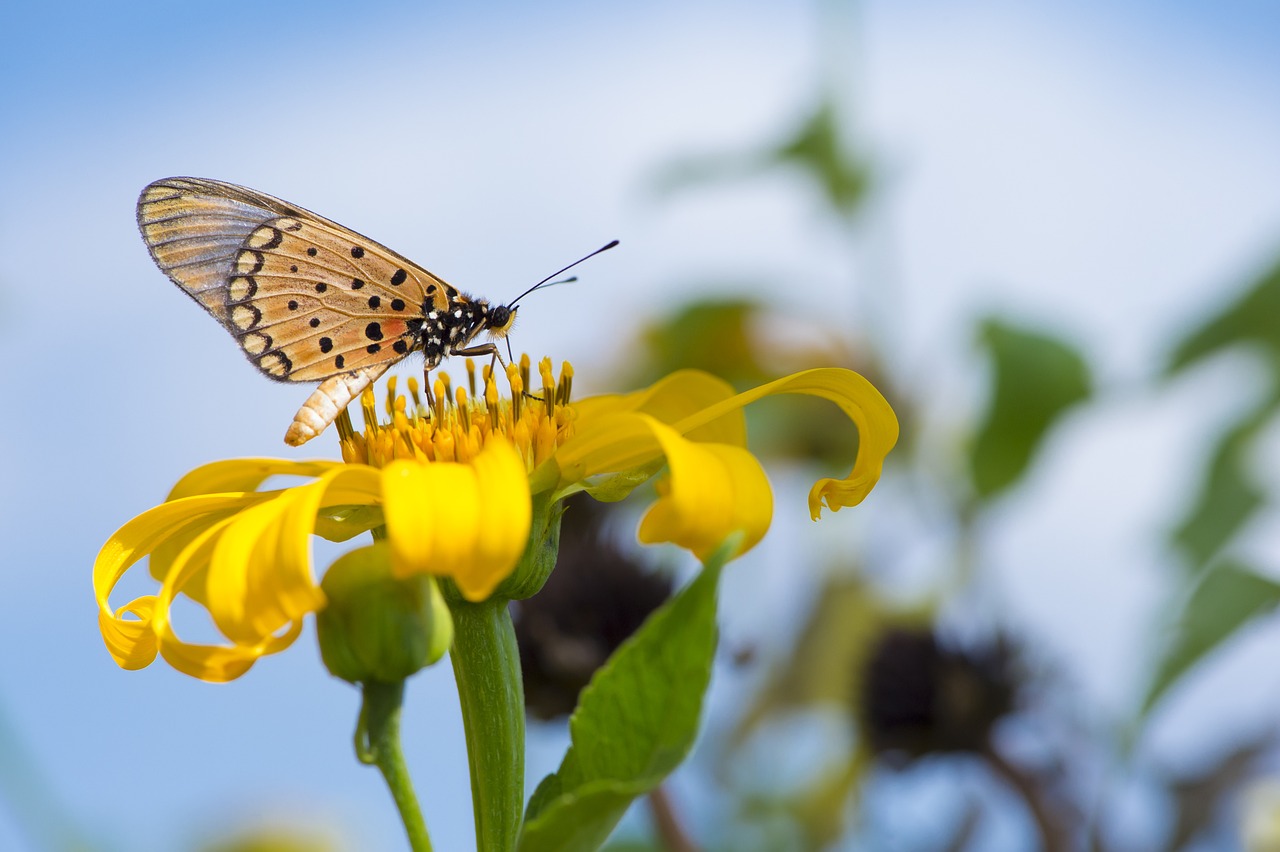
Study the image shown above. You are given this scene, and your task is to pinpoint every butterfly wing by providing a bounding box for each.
[138,177,460,383]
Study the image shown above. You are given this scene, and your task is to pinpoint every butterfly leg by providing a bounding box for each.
[422,365,435,407]
[452,343,505,380]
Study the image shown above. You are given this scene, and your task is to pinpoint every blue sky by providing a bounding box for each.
[3,1,1280,849]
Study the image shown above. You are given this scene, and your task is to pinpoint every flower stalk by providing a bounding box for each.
[449,596,525,852]
[357,680,433,852]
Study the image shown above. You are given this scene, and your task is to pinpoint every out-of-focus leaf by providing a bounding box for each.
[202,827,341,852]
[633,298,770,389]
[1163,256,1280,570]
[1141,560,1280,717]
[730,576,892,745]
[774,100,872,217]
[518,546,727,852]
[1167,253,1280,372]
[626,298,873,468]
[1171,403,1272,570]
[969,318,1092,501]
[652,96,873,219]
[722,577,920,847]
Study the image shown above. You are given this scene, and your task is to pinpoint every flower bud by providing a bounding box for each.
[318,542,453,683]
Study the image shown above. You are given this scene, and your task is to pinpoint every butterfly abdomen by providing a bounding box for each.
[285,365,393,446]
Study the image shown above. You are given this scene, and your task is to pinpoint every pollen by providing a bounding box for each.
[338,356,578,470]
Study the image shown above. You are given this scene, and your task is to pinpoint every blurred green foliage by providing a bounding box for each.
[201,827,341,852]
[969,318,1092,501]
[1142,559,1280,716]
[625,297,869,469]
[1141,251,1280,723]
[1166,255,1280,572]
[653,97,873,219]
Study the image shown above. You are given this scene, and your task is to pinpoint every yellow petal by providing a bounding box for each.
[167,458,343,500]
[574,369,746,445]
[382,441,531,602]
[548,372,742,489]
[670,368,898,519]
[153,514,304,682]
[94,493,264,671]
[206,465,383,646]
[636,417,773,560]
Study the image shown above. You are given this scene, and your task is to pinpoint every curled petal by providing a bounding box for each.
[671,368,898,519]
[206,465,382,647]
[94,493,263,671]
[556,368,896,520]
[152,513,311,682]
[636,417,773,560]
[383,440,531,601]
[573,370,746,444]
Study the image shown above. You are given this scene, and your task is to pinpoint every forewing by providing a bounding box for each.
[138,177,455,382]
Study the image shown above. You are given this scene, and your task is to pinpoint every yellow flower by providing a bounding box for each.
[95,357,897,682]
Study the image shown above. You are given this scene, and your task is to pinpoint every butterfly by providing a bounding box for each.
[137,177,615,446]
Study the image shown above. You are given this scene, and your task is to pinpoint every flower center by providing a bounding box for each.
[338,355,576,470]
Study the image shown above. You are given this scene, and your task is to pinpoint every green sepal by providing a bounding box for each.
[314,504,385,542]
[440,491,565,604]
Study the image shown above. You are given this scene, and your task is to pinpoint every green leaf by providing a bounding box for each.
[773,100,872,217]
[1141,560,1280,716]
[969,318,1091,500]
[1171,405,1272,570]
[1167,252,1280,373]
[518,545,730,852]
[1161,251,1280,569]
[632,299,769,390]
[650,95,872,221]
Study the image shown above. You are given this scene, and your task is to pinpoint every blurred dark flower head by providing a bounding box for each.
[512,495,673,720]
[859,627,1018,766]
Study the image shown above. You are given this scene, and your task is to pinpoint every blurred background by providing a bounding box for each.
[4,0,1280,849]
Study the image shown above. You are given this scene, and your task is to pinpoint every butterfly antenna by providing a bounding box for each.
[508,240,619,308]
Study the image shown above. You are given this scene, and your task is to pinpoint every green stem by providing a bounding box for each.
[357,680,434,852]
[449,596,525,852]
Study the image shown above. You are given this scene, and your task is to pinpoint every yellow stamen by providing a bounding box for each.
[407,376,422,412]
[557,361,573,406]
[385,375,398,417]
[338,357,578,472]
[433,379,447,423]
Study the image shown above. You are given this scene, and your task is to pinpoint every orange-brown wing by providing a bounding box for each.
[137,177,459,382]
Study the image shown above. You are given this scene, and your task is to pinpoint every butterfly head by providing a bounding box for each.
[483,303,517,338]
